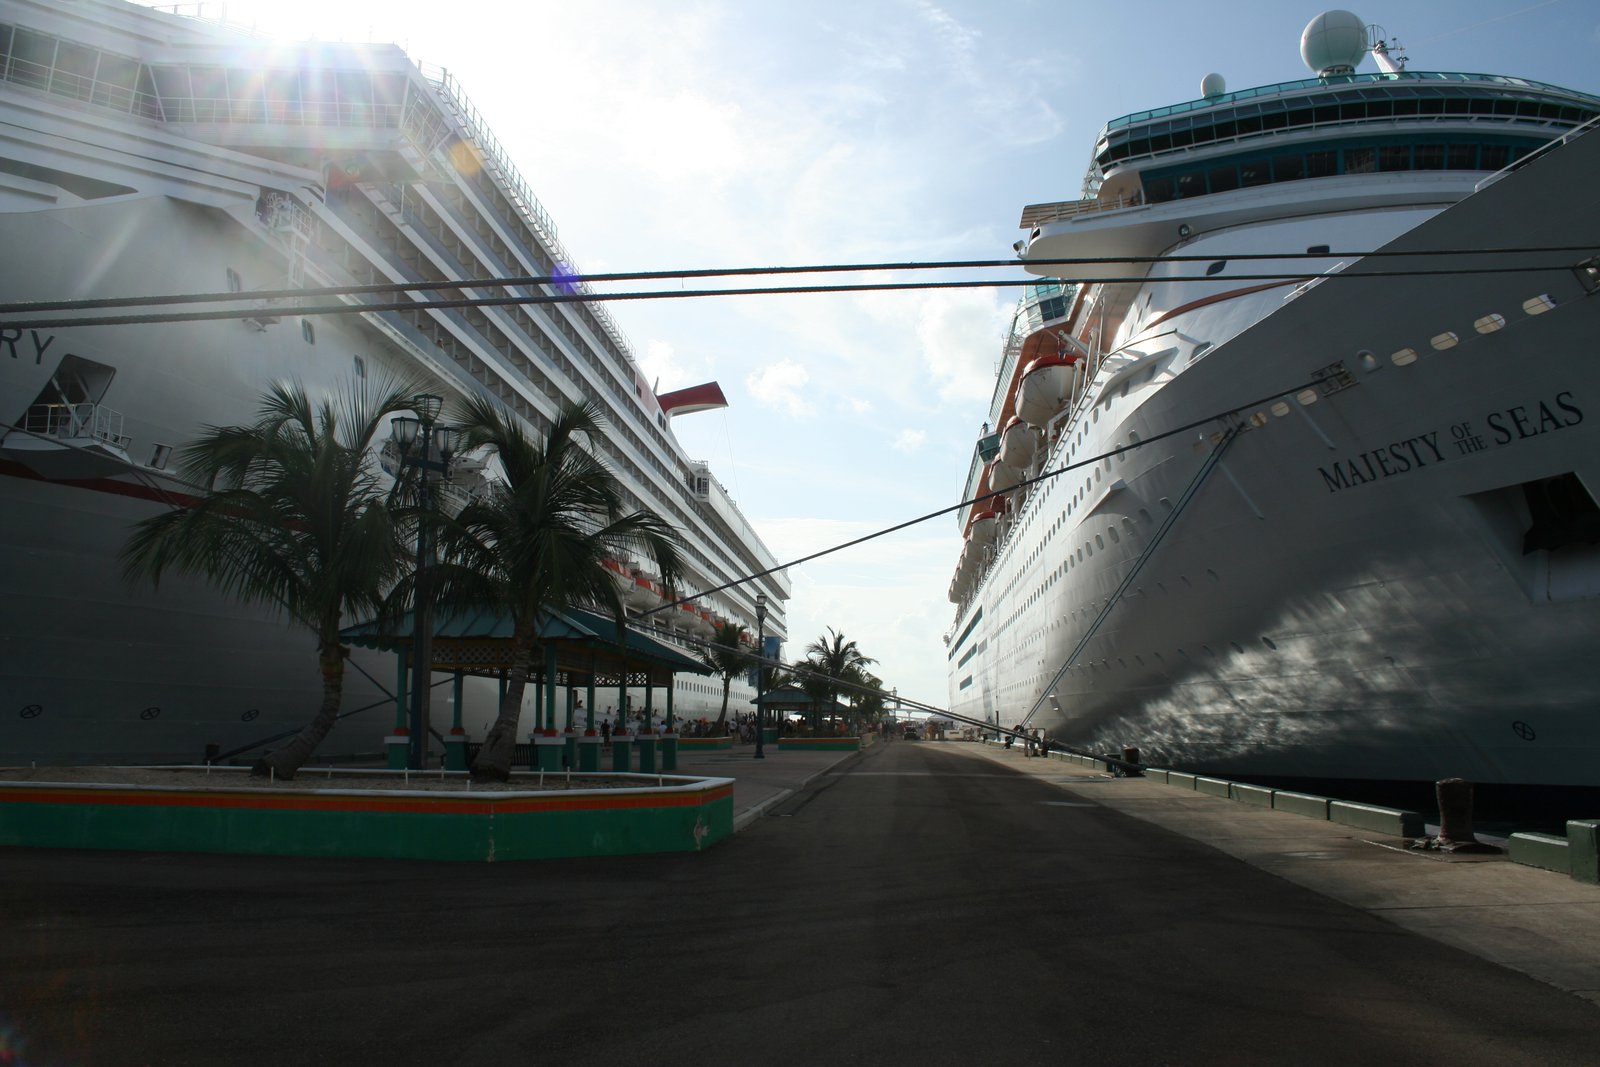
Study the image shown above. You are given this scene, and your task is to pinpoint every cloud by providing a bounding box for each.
[746,358,814,416]
[639,339,689,393]
[893,429,926,453]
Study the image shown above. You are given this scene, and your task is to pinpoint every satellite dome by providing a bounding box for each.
[1200,73,1226,98]
[1301,10,1368,76]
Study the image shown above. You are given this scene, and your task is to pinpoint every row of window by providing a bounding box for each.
[1098,85,1600,167]
[1142,137,1540,203]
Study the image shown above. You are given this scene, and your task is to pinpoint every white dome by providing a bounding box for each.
[1301,10,1368,76]
[1200,73,1226,98]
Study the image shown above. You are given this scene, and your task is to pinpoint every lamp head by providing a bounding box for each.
[390,415,420,449]
[433,424,460,460]
[411,393,444,422]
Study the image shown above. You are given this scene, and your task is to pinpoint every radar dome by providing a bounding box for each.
[1200,73,1226,98]
[1301,10,1368,76]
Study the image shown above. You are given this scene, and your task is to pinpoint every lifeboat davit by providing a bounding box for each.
[997,416,1035,471]
[969,508,999,546]
[1016,354,1081,428]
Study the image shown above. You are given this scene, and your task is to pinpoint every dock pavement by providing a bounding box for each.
[951,739,1600,1006]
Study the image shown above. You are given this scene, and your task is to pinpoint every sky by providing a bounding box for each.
[176,0,1600,712]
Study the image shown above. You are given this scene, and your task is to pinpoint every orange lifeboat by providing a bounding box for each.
[1016,354,1082,428]
[997,415,1036,471]
[969,508,999,546]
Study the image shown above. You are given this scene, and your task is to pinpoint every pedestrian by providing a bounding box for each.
[601,719,611,744]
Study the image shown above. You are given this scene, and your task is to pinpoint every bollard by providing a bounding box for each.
[1436,777,1476,845]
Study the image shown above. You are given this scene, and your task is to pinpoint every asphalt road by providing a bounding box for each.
[4,741,1597,1066]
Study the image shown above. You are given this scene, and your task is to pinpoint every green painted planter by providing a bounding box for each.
[776,737,862,752]
[0,769,734,862]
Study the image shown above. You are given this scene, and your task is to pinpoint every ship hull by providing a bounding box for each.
[950,127,1600,787]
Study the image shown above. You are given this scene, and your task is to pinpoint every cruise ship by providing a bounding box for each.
[946,12,1600,787]
[0,0,787,764]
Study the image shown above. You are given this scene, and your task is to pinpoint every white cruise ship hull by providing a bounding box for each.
[0,1,781,765]
[949,127,1600,787]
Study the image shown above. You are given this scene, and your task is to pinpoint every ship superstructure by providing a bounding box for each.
[946,12,1600,786]
[0,0,786,763]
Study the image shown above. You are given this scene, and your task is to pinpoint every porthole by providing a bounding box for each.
[1296,388,1319,406]
[1430,331,1459,350]
[1205,259,1227,276]
[1473,313,1506,334]
[1271,400,1291,417]
[1523,294,1555,315]
[1261,636,1278,650]
[1108,527,1120,544]
[1249,411,1269,427]
[1390,347,1418,366]
[1230,641,1244,654]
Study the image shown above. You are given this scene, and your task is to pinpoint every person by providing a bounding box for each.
[601,719,611,744]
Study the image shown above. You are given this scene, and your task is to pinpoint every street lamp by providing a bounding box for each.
[391,393,460,770]
[753,592,768,760]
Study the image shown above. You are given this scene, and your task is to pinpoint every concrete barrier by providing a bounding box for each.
[1329,800,1424,838]
[1144,768,1170,785]
[1566,820,1600,884]
[1195,776,1231,798]
[1167,771,1197,789]
[1509,831,1571,874]
[1272,791,1332,820]
[1231,782,1274,808]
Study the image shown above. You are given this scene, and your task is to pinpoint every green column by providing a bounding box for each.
[450,672,464,732]
[586,665,597,733]
[544,646,558,732]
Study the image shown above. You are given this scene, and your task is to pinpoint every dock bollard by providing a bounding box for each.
[1436,777,1476,845]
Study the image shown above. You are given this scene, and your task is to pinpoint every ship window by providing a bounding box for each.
[1207,165,1238,193]
[1205,260,1227,276]
[1144,176,1176,203]
[149,444,172,470]
[1480,144,1510,170]
[1446,144,1476,169]
[1414,144,1445,170]
[1307,150,1338,178]
[1176,172,1203,198]
[1239,160,1270,187]
[1273,155,1306,182]
[1344,147,1376,174]
[1379,145,1411,171]
[1306,244,1330,255]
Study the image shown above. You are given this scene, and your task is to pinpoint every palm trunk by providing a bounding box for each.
[713,678,730,734]
[254,622,345,780]
[472,632,536,781]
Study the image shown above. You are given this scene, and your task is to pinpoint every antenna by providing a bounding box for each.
[1367,23,1408,73]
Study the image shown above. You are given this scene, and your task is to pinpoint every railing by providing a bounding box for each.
[21,403,129,449]
[1020,193,1143,230]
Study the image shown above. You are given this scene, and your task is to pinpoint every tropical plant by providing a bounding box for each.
[120,377,422,779]
[803,627,876,732]
[703,620,750,736]
[434,395,682,781]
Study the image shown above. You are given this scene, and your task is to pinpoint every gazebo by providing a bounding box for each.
[341,605,712,769]
[752,683,852,733]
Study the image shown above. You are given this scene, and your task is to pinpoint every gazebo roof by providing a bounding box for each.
[340,604,713,678]
[751,684,849,713]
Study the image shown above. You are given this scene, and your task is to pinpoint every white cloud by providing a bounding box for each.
[893,429,926,453]
[746,359,814,416]
[640,339,688,393]
[847,397,873,415]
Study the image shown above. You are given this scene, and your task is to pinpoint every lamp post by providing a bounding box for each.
[390,394,459,771]
[753,592,768,760]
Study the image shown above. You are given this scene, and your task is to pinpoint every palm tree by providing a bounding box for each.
[803,627,876,733]
[435,395,682,781]
[121,377,421,779]
[703,620,749,736]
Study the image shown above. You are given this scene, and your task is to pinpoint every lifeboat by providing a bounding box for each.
[1015,354,1082,428]
[627,575,660,611]
[987,458,1021,494]
[969,508,999,546]
[997,416,1035,471]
